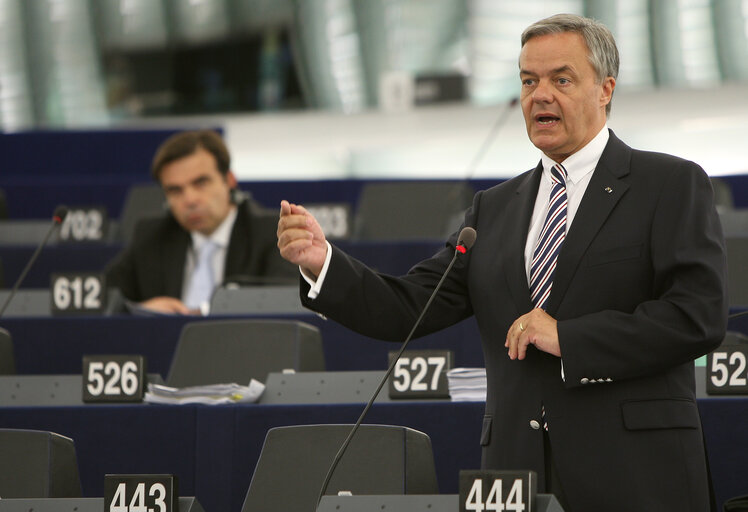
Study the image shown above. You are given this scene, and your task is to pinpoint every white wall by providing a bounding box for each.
[129,82,748,181]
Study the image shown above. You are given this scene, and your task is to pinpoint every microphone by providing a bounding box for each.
[0,206,68,318]
[315,226,477,507]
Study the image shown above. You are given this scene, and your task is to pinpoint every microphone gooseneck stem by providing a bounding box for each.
[0,219,60,318]
[315,249,462,507]
[728,309,748,320]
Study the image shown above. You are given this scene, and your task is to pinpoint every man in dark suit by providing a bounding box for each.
[277,14,727,512]
[107,130,295,314]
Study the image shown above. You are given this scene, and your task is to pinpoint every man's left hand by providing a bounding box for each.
[505,308,560,360]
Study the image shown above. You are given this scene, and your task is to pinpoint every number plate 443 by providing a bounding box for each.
[104,474,178,512]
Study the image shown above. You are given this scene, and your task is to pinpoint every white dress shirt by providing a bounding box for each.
[524,126,609,283]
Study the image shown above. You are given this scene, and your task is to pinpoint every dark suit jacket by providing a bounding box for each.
[302,131,727,512]
[106,199,296,302]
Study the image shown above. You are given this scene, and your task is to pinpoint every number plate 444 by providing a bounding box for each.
[459,470,537,512]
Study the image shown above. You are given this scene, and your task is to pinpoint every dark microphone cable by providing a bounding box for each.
[444,96,519,213]
[462,97,519,182]
[315,226,477,508]
[0,205,68,318]
[728,309,748,320]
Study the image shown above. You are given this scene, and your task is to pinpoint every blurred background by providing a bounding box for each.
[1,0,747,180]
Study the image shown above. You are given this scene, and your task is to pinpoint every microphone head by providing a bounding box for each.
[53,205,69,224]
[457,227,477,251]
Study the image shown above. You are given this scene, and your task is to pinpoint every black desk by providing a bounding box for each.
[6,311,748,379]
[0,239,443,289]
[2,313,484,377]
[0,398,744,512]
[0,401,484,512]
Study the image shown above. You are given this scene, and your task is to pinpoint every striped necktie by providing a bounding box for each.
[530,164,568,310]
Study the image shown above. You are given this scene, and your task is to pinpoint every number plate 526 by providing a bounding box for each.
[82,355,145,403]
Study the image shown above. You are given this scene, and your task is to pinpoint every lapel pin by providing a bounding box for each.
[604,187,613,194]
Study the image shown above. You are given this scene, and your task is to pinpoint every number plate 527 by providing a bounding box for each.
[388,349,452,399]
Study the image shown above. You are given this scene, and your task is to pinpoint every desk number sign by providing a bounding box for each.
[104,474,178,512]
[707,345,748,394]
[388,349,452,399]
[82,355,146,403]
[58,206,109,242]
[50,272,106,315]
[459,470,537,512]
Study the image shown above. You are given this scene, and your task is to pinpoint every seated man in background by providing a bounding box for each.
[107,129,296,314]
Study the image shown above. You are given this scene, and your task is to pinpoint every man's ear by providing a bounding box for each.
[226,170,238,189]
[601,76,615,109]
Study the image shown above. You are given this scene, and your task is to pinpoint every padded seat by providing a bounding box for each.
[242,424,439,512]
[352,181,474,240]
[166,319,325,387]
[0,429,81,498]
[0,327,15,374]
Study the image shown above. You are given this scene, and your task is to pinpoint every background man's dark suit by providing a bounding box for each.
[301,131,727,512]
[107,198,296,302]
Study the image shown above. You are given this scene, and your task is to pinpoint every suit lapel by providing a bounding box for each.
[163,227,190,298]
[503,164,543,313]
[545,131,632,314]
[225,201,251,278]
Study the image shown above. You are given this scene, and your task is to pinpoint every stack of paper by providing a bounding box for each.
[446,368,487,402]
[144,380,265,405]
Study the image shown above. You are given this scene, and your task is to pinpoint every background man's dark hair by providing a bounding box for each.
[151,130,230,182]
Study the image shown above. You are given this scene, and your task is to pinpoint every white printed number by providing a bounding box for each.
[306,205,348,238]
[465,478,525,512]
[710,351,747,387]
[87,361,139,396]
[60,209,103,241]
[393,356,446,392]
[110,482,167,512]
[53,276,102,310]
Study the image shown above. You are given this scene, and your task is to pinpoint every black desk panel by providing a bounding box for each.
[194,401,485,512]
[6,312,747,380]
[0,404,198,500]
[0,399,744,512]
[0,239,443,290]
[3,313,484,377]
[698,398,748,510]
